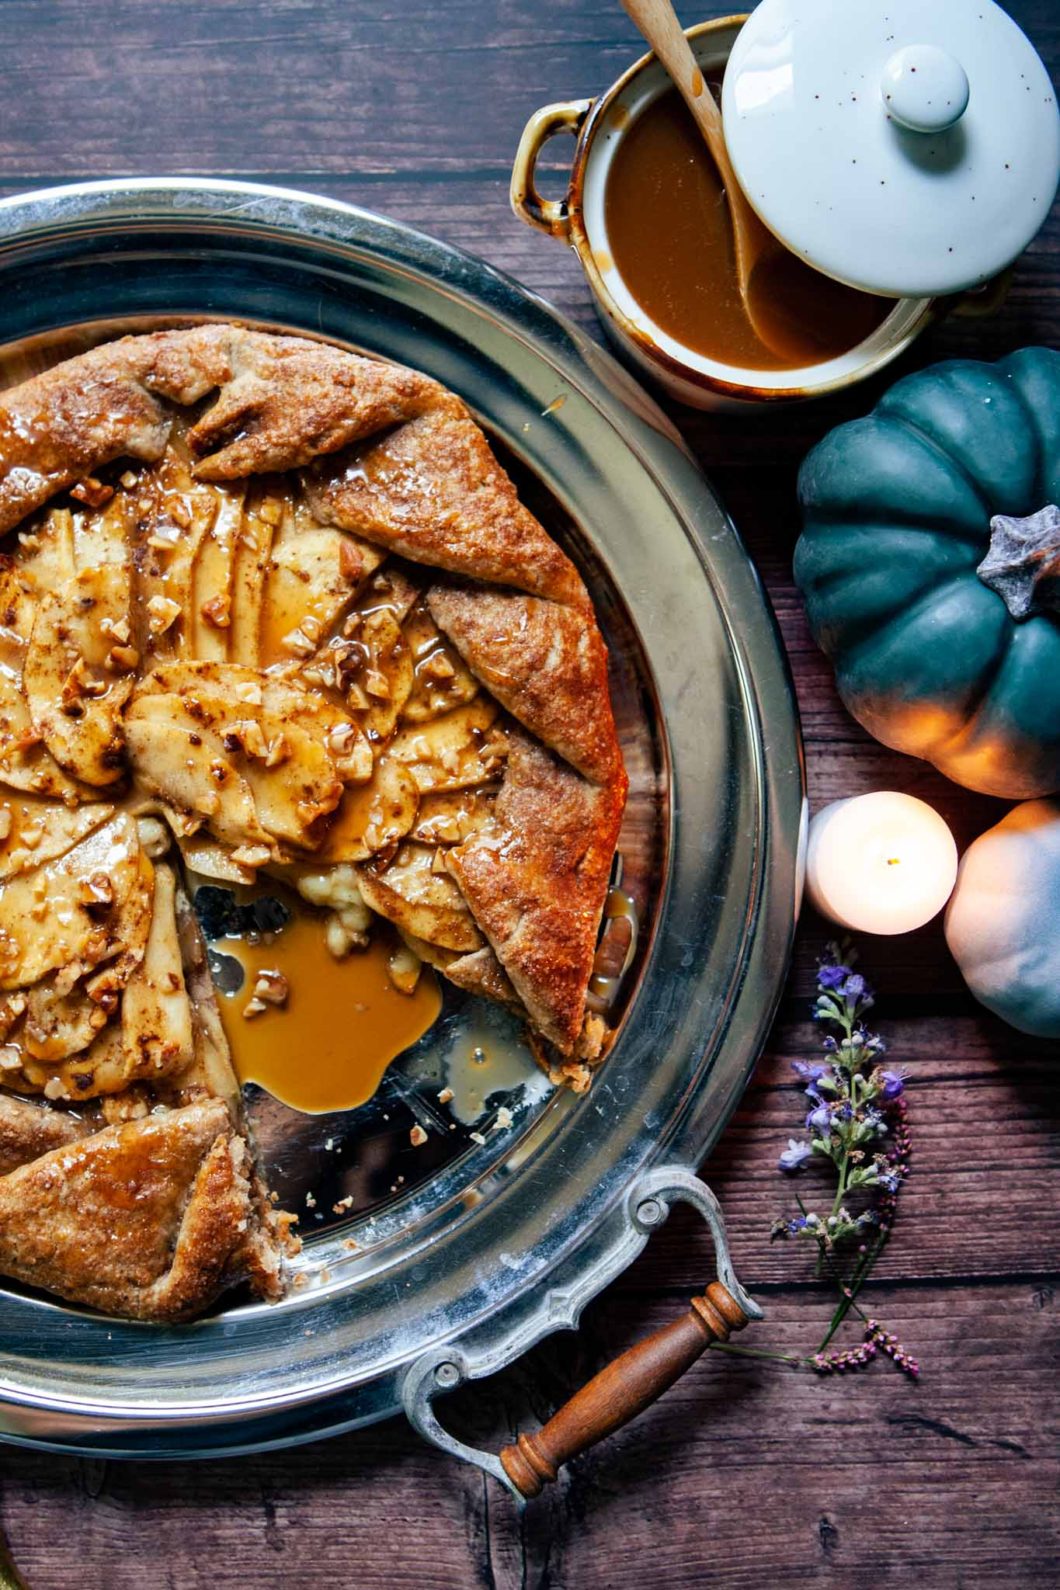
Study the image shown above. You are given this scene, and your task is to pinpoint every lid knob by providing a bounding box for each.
[881,44,970,134]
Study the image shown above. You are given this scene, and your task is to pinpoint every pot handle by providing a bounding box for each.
[952,264,1015,319]
[510,100,592,239]
[498,1279,749,1498]
[403,1170,760,1504]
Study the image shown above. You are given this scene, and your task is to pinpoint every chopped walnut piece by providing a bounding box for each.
[252,969,289,1007]
[146,520,182,551]
[364,669,390,701]
[409,1123,428,1147]
[338,539,363,580]
[223,718,268,760]
[42,1077,67,1100]
[257,496,284,527]
[0,1044,21,1071]
[234,679,263,706]
[201,593,231,630]
[193,791,221,818]
[61,656,106,711]
[77,872,114,912]
[84,966,121,1010]
[230,843,272,869]
[423,651,456,682]
[281,625,317,658]
[264,734,290,769]
[437,1087,454,1105]
[106,642,140,673]
[146,594,182,634]
[325,910,367,958]
[387,940,422,995]
[242,997,267,1019]
[70,476,114,508]
[327,722,357,758]
[101,615,132,645]
[135,815,170,858]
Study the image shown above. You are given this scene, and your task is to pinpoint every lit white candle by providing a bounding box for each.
[804,793,958,935]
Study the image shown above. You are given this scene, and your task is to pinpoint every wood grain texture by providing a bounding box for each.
[0,1,1056,1585]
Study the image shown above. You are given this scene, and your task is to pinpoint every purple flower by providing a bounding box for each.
[880,1069,905,1099]
[818,964,852,990]
[840,973,867,1001]
[806,1104,832,1134]
[877,1169,901,1194]
[778,1138,813,1173]
[793,1059,827,1082]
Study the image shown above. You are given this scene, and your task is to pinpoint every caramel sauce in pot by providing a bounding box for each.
[605,86,890,371]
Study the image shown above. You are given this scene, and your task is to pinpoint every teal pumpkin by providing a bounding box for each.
[945,799,1060,1040]
[796,348,1060,798]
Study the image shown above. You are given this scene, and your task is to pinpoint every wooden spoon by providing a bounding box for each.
[620,0,825,364]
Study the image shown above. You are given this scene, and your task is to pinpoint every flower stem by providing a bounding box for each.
[707,1341,808,1368]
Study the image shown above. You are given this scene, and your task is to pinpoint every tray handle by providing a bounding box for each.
[403,1170,760,1503]
[510,100,591,239]
[499,1279,748,1498]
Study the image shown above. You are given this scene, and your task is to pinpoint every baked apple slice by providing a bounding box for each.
[24,563,135,787]
[358,841,483,953]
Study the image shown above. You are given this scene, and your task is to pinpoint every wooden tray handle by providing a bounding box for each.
[498,1280,748,1499]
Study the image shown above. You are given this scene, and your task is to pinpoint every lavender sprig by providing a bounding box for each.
[768,942,919,1380]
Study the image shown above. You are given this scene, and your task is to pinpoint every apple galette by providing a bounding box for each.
[0,325,628,1320]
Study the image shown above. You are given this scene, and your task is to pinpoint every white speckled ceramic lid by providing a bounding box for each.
[721,0,1060,298]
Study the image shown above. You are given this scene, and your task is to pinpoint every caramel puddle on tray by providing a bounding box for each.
[444,1010,542,1125]
[215,907,442,1114]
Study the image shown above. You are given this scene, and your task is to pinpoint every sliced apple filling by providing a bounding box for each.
[0,456,518,1109]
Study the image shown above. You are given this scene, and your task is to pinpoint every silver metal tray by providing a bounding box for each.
[0,179,803,1465]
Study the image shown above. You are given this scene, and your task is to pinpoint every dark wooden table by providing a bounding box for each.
[0,3,1056,1585]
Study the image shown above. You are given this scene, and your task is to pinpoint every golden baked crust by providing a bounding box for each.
[0,1099,282,1321]
[0,323,628,1320]
[447,733,625,1052]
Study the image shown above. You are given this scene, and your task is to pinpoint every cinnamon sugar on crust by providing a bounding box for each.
[447,733,627,1054]
[428,583,622,785]
[0,1099,279,1321]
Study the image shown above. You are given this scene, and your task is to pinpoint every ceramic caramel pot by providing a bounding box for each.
[512,5,1059,410]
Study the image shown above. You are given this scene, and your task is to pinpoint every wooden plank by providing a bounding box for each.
[0,1284,1053,1588]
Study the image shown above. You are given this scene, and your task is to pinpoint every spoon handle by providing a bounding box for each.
[620,0,783,351]
[620,0,728,158]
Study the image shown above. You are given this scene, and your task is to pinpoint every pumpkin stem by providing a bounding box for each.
[977,504,1060,620]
